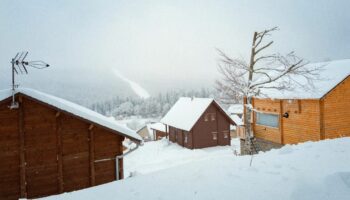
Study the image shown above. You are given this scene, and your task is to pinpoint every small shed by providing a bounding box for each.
[161,97,235,149]
[241,59,350,148]
[136,122,166,141]
[0,88,142,199]
[149,122,167,140]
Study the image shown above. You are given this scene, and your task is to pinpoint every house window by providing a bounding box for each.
[211,113,216,121]
[212,132,217,140]
[223,131,229,139]
[204,114,209,121]
[256,112,279,128]
[184,133,188,143]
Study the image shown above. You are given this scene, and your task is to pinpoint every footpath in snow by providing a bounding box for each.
[41,137,350,200]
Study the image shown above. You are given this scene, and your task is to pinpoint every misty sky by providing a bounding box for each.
[0,0,349,94]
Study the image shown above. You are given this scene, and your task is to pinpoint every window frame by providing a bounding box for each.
[255,112,279,128]
[212,132,218,140]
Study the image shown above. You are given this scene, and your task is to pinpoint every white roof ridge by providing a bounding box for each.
[0,87,142,142]
[161,97,215,131]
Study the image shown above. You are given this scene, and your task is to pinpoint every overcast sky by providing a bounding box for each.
[0,0,349,94]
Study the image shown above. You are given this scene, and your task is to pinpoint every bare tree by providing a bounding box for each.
[216,27,321,154]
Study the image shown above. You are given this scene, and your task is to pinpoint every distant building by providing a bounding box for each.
[240,59,350,153]
[227,104,244,138]
[137,122,167,141]
[149,122,167,140]
[161,97,235,149]
[137,124,153,142]
[0,88,142,199]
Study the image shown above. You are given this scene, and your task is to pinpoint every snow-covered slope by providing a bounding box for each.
[41,137,350,200]
[113,69,151,99]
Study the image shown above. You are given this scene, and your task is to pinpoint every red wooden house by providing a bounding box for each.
[161,97,235,149]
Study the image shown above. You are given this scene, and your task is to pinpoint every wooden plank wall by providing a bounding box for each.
[0,99,20,200]
[323,76,350,139]
[0,95,124,199]
[252,99,282,144]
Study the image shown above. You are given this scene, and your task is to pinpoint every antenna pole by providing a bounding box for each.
[9,52,49,109]
[12,58,15,91]
[11,58,17,108]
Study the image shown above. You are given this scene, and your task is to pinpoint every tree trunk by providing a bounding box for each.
[244,96,253,154]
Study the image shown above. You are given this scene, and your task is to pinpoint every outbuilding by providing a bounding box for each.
[241,59,350,151]
[161,97,235,149]
[0,88,142,199]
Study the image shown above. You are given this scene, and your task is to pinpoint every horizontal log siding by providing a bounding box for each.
[282,100,321,144]
[253,99,282,143]
[323,76,350,139]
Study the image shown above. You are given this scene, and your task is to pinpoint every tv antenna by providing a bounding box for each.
[10,51,50,109]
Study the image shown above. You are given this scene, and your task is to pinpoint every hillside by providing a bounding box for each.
[41,137,350,200]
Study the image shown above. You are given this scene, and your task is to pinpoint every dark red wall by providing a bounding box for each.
[168,102,231,149]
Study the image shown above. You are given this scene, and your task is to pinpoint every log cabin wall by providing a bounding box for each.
[253,99,282,144]
[282,99,321,144]
[0,94,124,200]
[253,98,322,145]
[323,76,350,139]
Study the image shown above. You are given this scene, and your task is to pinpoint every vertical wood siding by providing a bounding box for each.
[0,95,124,199]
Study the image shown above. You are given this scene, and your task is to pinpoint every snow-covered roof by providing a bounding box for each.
[161,97,232,131]
[258,59,350,99]
[149,122,166,132]
[230,114,243,126]
[0,88,142,142]
[227,104,243,115]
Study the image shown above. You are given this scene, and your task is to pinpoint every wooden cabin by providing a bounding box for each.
[161,97,235,149]
[136,122,166,141]
[0,88,142,199]
[149,122,167,140]
[241,59,350,149]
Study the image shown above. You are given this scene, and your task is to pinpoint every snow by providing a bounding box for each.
[230,114,243,126]
[149,122,166,132]
[161,97,215,131]
[113,69,151,99]
[258,59,350,99]
[123,138,240,176]
[41,137,350,200]
[0,88,142,142]
[227,104,243,114]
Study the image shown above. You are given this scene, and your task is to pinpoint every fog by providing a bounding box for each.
[0,0,349,95]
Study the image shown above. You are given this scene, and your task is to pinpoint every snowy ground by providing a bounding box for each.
[124,138,241,176]
[40,137,350,200]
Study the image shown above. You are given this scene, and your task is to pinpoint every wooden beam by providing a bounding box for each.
[279,100,284,145]
[18,97,27,198]
[89,125,95,186]
[56,113,63,193]
[319,100,325,140]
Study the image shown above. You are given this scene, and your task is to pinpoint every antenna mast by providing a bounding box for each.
[10,51,50,109]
